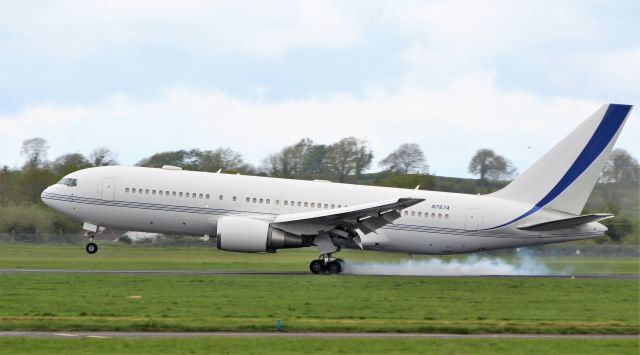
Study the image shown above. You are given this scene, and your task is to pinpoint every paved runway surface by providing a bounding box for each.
[0,331,636,339]
[0,268,637,279]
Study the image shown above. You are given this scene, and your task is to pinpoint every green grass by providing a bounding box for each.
[0,337,638,354]
[0,273,637,334]
[0,243,638,274]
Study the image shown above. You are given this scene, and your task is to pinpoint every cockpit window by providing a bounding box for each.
[57,178,78,187]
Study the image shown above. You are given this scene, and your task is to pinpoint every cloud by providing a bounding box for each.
[0,0,361,59]
[1,76,636,177]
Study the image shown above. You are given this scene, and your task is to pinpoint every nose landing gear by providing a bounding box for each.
[309,254,344,275]
[84,231,98,254]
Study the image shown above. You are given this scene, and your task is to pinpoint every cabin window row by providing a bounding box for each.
[282,200,346,209]
[124,187,225,201]
[243,197,348,210]
[404,210,449,219]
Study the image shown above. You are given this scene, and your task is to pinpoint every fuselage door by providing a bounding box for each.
[465,208,478,230]
[101,178,115,201]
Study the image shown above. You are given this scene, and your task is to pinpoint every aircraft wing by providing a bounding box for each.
[271,197,424,237]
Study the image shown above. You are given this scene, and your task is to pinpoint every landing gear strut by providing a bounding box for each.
[84,231,98,254]
[309,254,344,275]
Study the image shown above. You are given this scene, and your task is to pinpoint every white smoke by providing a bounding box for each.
[343,253,552,276]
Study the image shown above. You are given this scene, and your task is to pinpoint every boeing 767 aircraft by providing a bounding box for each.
[42,104,632,274]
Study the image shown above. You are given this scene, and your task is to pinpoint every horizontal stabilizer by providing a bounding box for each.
[517,214,613,231]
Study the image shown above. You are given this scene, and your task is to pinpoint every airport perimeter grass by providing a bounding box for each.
[0,337,638,355]
[0,272,637,334]
[0,243,638,335]
[0,243,638,274]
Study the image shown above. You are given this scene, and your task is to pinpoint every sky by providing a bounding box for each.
[0,0,638,178]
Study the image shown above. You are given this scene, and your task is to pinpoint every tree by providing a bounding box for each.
[468,149,517,181]
[379,143,428,174]
[302,144,328,175]
[90,147,118,166]
[600,149,639,184]
[199,147,249,173]
[137,150,194,169]
[262,139,314,178]
[20,138,49,168]
[377,173,436,190]
[323,137,372,182]
[52,153,92,176]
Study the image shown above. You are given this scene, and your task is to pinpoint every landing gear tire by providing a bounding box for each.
[86,242,98,254]
[309,259,325,274]
[327,260,342,274]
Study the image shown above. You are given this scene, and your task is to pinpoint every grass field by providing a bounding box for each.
[0,273,638,334]
[0,337,638,354]
[0,243,638,274]
[0,243,638,353]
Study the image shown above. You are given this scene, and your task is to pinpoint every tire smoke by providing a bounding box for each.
[342,253,551,276]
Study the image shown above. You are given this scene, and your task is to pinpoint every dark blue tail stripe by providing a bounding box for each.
[491,104,631,229]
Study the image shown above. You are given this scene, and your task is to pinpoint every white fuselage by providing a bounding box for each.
[41,166,605,255]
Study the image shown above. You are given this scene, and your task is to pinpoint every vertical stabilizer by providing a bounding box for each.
[491,103,632,217]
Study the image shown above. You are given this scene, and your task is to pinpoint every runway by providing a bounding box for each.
[0,268,637,279]
[0,331,636,339]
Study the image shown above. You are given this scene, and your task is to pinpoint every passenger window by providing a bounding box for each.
[304,202,308,207]
[199,194,203,198]
[253,198,257,203]
[431,213,435,218]
[318,204,322,209]
[324,204,328,209]
[411,211,415,216]
[311,203,315,208]
[404,211,408,216]
[232,196,237,201]
[275,200,279,205]
[338,205,342,208]
[438,213,442,218]
[284,200,289,206]
[192,194,196,199]
[445,214,449,219]
[246,197,250,203]
[172,191,176,196]
[179,192,183,197]
[132,188,136,193]
[219,195,223,200]
[297,201,301,207]
[145,189,149,194]
[206,194,210,199]
[266,199,270,204]
[331,204,335,209]
[418,212,422,217]
[159,190,163,196]
[259,198,263,204]
[125,188,129,193]
[185,193,190,198]
[152,190,156,195]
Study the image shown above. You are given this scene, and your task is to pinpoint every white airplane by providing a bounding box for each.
[42,103,632,274]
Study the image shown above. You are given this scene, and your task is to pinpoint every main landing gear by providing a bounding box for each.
[84,231,98,254]
[309,254,344,275]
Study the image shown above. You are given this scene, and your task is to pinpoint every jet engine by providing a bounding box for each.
[216,216,311,252]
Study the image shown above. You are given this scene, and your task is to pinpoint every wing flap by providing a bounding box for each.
[517,213,613,231]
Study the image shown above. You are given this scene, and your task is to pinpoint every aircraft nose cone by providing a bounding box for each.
[41,186,53,205]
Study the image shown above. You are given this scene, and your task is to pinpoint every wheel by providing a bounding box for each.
[86,242,98,254]
[327,260,342,274]
[309,259,324,274]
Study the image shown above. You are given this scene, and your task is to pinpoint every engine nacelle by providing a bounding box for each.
[216,216,311,252]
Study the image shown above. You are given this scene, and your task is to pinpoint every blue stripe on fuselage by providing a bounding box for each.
[490,104,632,229]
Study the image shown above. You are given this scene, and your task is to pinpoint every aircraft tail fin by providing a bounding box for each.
[491,103,632,216]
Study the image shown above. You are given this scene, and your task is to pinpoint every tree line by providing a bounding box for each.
[0,137,638,243]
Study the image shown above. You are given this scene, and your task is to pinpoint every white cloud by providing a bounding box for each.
[1,0,361,59]
[1,77,636,177]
